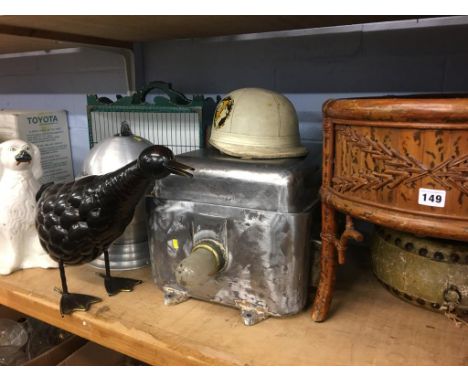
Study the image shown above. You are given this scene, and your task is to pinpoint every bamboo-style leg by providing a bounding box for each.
[311,207,364,321]
[100,250,142,296]
[311,115,338,322]
[311,203,337,322]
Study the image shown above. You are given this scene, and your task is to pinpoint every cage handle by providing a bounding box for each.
[137,81,191,105]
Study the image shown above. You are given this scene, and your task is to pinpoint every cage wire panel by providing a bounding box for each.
[89,110,201,155]
[87,82,216,155]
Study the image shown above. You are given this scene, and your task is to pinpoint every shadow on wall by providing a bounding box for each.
[0,48,129,174]
[143,24,468,94]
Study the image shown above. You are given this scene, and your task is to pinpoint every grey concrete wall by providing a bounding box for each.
[143,24,468,147]
[0,47,129,173]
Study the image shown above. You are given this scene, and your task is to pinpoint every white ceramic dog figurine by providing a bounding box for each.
[0,139,58,275]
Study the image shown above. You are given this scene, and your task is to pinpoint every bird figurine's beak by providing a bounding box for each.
[164,160,194,177]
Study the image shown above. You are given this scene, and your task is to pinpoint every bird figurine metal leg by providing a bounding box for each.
[57,260,102,316]
[100,250,142,296]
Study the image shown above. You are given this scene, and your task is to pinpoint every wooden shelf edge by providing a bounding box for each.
[0,24,132,50]
[0,280,228,366]
[0,262,465,366]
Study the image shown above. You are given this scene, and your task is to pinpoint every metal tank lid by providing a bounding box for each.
[153,147,321,213]
[82,122,153,176]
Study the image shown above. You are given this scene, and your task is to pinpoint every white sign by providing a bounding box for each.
[418,188,446,208]
[0,110,74,184]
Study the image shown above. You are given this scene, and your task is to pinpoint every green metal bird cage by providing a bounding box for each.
[87,81,216,154]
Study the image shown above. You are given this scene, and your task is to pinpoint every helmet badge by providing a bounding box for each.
[214,96,233,129]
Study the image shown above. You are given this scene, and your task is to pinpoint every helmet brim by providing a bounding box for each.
[209,139,308,159]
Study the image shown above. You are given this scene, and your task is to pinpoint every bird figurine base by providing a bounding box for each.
[99,249,143,296]
[59,292,102,316]
[100,274,142,296]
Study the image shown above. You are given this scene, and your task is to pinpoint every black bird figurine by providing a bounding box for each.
[35,145,193,315]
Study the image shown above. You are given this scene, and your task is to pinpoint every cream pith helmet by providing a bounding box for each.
[209,88,308,159]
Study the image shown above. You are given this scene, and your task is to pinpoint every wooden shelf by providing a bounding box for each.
[0,253,465,365]
[0,16,427,55]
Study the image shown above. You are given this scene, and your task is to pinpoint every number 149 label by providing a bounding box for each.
[418,188,446,208]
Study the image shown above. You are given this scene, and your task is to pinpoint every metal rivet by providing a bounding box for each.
[449,253,460,263]
[431,303,440,309]
[444,286,461,304]
[403,293,413,301]
[416,298,425,305]
[419,248,428,256]
[434,251,444,261]
[394,238,401,246]
[404,242,414,251]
